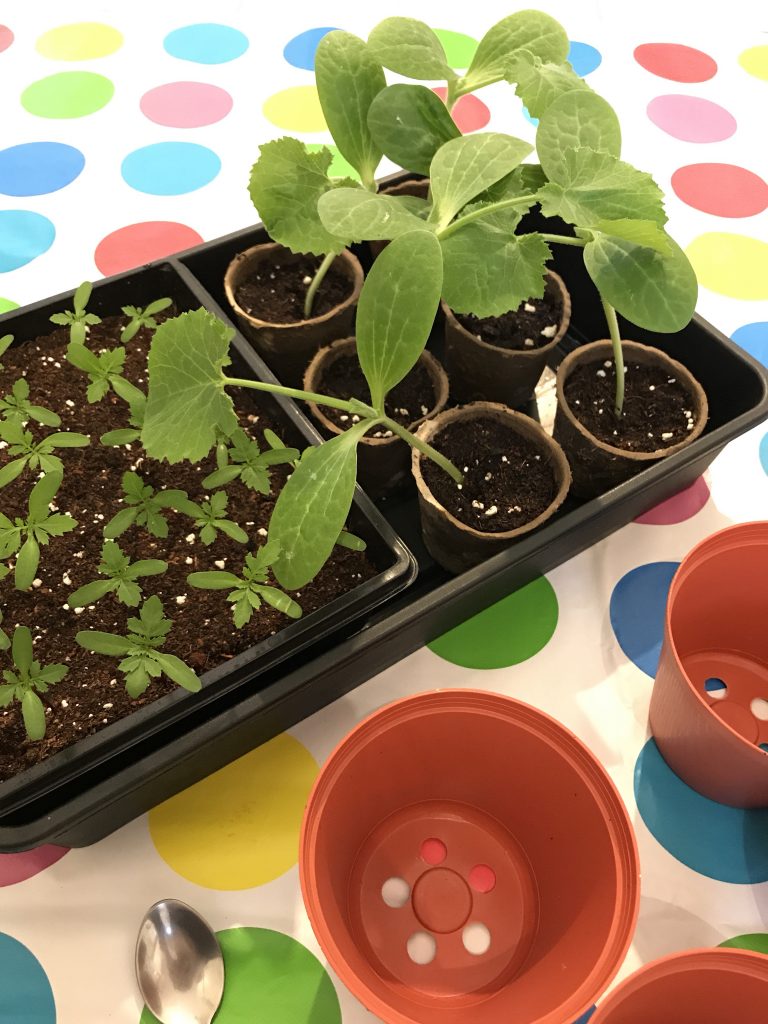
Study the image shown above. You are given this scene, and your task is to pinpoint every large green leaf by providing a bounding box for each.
[143,309,238,464]
[315,30,386,186]
[537,91,621,184]
[584,232,698,332]
[367,84,460,176]
[367,17,455,81]
[318,189,430,242]
[430,133,533,228]
[270,422,370,590]
[507,49,591,119]
[247,138,351,257]
[590,219,671,254]
[461,10,569,92]
[357,231,443,410]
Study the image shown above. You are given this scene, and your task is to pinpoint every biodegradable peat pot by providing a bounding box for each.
[554,340,708,500]
[590,948,768,1024]
[443,270,571,407]
[304,338,449,498]
[650,522,768,807]
[412,403,571,574]
[369,178,431,261]
[223,242,363,386]
[300,690,639,1024]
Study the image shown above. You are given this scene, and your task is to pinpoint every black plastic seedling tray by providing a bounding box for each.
[1,184,767,850]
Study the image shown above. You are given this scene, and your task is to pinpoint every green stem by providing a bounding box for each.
[540,233,587,248]
[223,377,376,418]
[381,417,463,484]
[303,252,335,319]
[601,297,625,417]
[437,194,538,240]
[445,79,458,113]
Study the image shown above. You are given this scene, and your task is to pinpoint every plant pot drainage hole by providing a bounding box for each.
[692,655,768,747]
[704,677,727,699]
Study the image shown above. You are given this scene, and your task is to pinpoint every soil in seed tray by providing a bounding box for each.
[318,354,438,433]
[0,315,377,781]
[454,274,564,351]
[564,358,699,453]
[234,254,352,324]
[421,418,558,533]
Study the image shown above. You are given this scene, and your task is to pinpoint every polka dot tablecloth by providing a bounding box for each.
[1,2,768,1021]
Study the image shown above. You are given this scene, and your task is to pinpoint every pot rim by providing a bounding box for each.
[223,241,364,331]
[412,401,572,541]
[556,340,709,462]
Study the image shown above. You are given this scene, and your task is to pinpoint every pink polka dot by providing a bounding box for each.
[672,163,768,218]
[0,845,68,886]
[469,864,496,893]
[647,95,736,143]
[634,43,717,82]
[94,221,203,275]
[0,26,13,54]
[420,838,447,865]
[140,81,233,128]
[634,477,710,525]
[432,87,490,133]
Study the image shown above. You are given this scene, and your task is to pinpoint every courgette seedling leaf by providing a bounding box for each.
[367,84,459,176]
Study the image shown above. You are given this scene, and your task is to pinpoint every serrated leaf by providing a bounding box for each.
[15,536,40,590]
[592,219,672,254]
[69,578,116,608]
[537,91,621,183]
[232,594,252,628]
[200,523,217,545]
[35,664,67,684]
[367,17,455,81]
[116,580,141,606]
[22,690,46,741]
[143,309,238,463]
[125,666,151,698]
[318,188,430,242]
[39,514,77,538]
[87,379,109,403]
[367,84,459,176]
[12,626,33,673]
[462,10,569,92]
[49,313,71,326]
[507,49,591,119]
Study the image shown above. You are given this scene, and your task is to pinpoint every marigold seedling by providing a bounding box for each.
[0,419,89,489]
[100,391,145,447]
[121,298,173,343]
[104,470,188,540]
[0,626,68,741]
[0,334,14,371]
[66,342,145,407]
[174,491,248,546]
[0,377,61,428]
[0,611,9,652]
[68,540,167,609]
[202,426,298,493]
[0,472,78,590]
[49,281,102,345]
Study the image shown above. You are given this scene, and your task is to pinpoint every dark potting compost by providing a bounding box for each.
[455,275,564,351]
[233,254,353,324]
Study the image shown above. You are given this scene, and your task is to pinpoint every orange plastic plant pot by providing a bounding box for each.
[299,690,639,1024]
[650,522,768,807]
[590,948,768,1023]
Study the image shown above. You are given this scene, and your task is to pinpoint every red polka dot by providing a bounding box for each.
[420,838,447,866]
[140,81,233,128]
[634,477,710,525]
[0,26,13,54]
[0,845,68,886]
[469,864,496,893]
[94,221,203,276]
[634,43,717,82]
[672,164,768,218]
[432,87,490,133]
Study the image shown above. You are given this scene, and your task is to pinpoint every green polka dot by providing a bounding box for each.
[306,143,360,181]
[36,22,123,60]
[720,934,768,954]
[434,29,478,70]
[428,575,558,668]
[21,71,114,118]
[139,927,341,1023]
[0,298,18,314]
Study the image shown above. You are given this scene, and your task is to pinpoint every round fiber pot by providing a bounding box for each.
[412,402,571,574]
[590,948,768,1024]
[443,271,571,407]
[370,179,431,261]
[304,338,449,498]
[553,340,707,500]
[223,242,363,386]
[300,690,639,1024]
[650,522,768,807]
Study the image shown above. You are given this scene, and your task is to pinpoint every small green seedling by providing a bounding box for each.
[188,542,302,627]
[49,281,102,345]
[0,419,90,488]
[66,343,145,406]
[75,595,201,698]
[0,335,13,371]
[175,491,248,546]
[202,427,298,493]
[68,540,167,609]
[0,471,78,590]
[0,378,61,428]
[104,471,187,540]
[335,530,367,552]
[0,611,9,651]
[121,298,173,343]
[0,626,68,741]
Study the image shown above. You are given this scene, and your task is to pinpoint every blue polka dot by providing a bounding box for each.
[121,143,220,196]
[0,210,55,271]
[572,1010,596,1024]
[163,23,248,65]
[760,433,768,476]
[635,739,768,883]
[284,27,340,70]
[568,41,603,77]
[0,142,84,197]
[522,106,539,126]
[610,562,679,677]
[732,322,768,369]
[0,932,56,1023]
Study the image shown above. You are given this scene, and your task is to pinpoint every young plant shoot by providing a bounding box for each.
[121,298,173,343]
[0,377,61,427]
[66,342,145,406]
[49,281,101,345]
[104,471,188,540]
[68,540,167,609]
[202,427,299,493]
[0,472,78,590]
[0,626,68,741]
[174,491,248,546]
[0,418,90,488]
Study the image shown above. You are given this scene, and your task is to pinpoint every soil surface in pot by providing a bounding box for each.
[421,417,558,532]
[234,254,352,324]
[564,357,698,453]
[454,275,564,351]
[0,314,377,781]
[317,354,437,436]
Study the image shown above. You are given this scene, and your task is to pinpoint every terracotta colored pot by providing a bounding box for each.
[650,522,768,807]
[304,338,449,498]
[443,270,571,407]
[590,948,768,1024]
[553,341,708,500]
[300,690,639,1024]
[412,402,571,574]
[223,242,363,386]
[369,178,431,260]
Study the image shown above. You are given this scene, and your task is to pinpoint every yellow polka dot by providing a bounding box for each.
[148,734,318,890]
[739,45,768,81]
[686,233,768,300]
[263,86,327,132]
[36,22,123,61]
